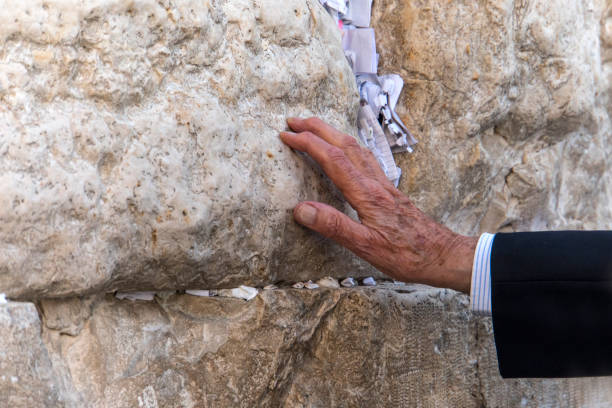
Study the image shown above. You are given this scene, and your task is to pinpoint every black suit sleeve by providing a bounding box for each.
[491,231,612,378]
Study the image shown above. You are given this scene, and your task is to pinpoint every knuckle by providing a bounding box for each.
[368,186,394,206]
[342,135,360,150]
[323,213,343,239]
[325,145,346,162]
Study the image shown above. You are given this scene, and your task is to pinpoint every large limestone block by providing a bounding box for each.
[0,0,375,298]
[371,0,612,234]
[17,287,611,407]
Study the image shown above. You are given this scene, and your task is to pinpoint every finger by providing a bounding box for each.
[280,130,370,206]
[294,201,373,259]
[288,117,392,187]
[287,117,346,146]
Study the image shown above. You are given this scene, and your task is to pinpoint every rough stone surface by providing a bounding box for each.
[0,302,61,407]
[0,0,376,298]
[2,1,612,407]
[372,0,612,234]
[0,288,610,407]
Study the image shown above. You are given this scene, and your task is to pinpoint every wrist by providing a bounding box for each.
[415,232,477,294]
[437,234,478,293]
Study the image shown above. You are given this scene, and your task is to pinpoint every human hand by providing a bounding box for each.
[280,117,477,293]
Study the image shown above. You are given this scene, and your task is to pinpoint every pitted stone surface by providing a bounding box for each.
[2,288,611,407]
[2,1,612,406]
[371,0,612,234]
[0,0,375,298]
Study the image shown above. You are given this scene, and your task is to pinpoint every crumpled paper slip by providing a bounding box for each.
[115,291,156,301]
[358,74,387,115]
[0,293,7,304]
[357,74,417,153]
[218,285,259,301]
[358,101,401,184]
[387,108,417,153]
[340,277,357,287]
[380,74,403,111]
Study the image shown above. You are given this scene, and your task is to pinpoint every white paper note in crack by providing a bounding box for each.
[358,102,400,182]
[346,0,372,27]
[357,74,417,153]
[358,74,402,115]
[185,290,210,297]
[359,78,385,115]
[342,28,377,74]
[218,285,259,301]
[379,74,404,111]
[115,291,156,301]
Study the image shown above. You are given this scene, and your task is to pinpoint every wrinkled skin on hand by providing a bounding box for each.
[280,118,477,293]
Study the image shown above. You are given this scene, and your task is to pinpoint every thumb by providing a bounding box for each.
[293,202,371,254]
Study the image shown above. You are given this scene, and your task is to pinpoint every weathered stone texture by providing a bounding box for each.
[372,0,612,235]
[0,0,374,298]
[0,302,61,407]
[2,1,612,406]
[2,288,612,407]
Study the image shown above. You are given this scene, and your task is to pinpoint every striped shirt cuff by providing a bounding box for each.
[470,233,495,315]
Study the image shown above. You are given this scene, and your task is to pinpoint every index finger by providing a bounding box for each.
[288,117,392,187]
[280,130,371,207]
[287,117,347,147]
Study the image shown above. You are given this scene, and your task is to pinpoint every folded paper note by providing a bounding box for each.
[218,285,259,301]
[345,0,372,27]
[185,289,211,297]
[318,0,417,186]
[342,28,378,74]
[358,101,401,185]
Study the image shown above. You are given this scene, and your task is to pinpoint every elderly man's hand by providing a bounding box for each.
[280,117,477,293]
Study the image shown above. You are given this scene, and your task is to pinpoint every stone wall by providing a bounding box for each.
[0,0,375,299]
[1,0,612,406]
[372,0,612,235]
[4,287,612,407]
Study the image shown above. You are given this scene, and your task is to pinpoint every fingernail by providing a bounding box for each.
[295,204,317,225]
[287,117,301,125]
[279,131,294,142]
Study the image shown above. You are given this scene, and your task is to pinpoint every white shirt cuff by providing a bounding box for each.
[470,233,495,315]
